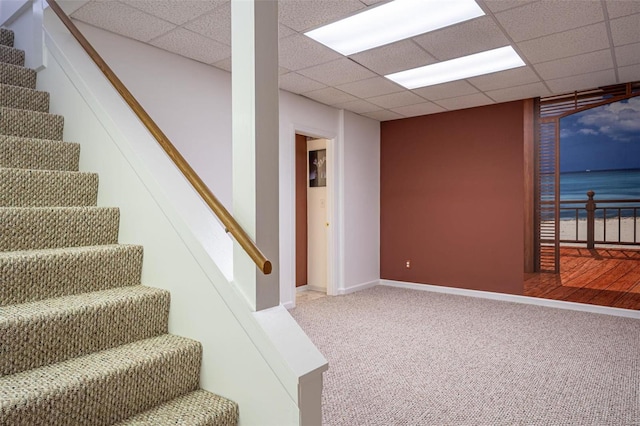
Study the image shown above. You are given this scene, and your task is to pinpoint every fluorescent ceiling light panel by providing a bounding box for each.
[386,46,526,89]
[304,0,485,56]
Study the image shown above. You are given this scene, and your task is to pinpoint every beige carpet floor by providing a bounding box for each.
[290,286,640,425]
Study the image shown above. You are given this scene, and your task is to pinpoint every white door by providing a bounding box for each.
[307,138,328,292]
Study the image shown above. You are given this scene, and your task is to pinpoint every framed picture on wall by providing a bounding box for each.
[309,149,327,187]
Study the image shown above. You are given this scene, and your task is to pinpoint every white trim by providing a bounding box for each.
[296,284,309,292]
[306,284,327,293]
[380,279,640,319]
[338,279,379,295]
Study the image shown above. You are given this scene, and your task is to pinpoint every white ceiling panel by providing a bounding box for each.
[486,82,551,103]
[412,80,479,101]
[482,0,538,14]
[391,102,446,118]
[363,109,404,121]
[349,39,436,75]
[278,24,296,39]
[546,69,616,94]
[367,91,425,109]
[413,16,509,60]
[435,93,495,110]
[71,2,176,42]
[213,57,232,72]
[279,72,326,93]
[610,14,640,46]
[297,58,376,86]
[618,64,640,82]
[278,0,364,32]
[121,0,225,25]
[151,28,231,64]
[467,66,540,91]
[605,0,640,18]
[302,87,359,105]
[494,1,604,42]
[615,42,640,67]
[184,2,231,45]
[278,34,342,71]
[336,77,403,98]
[333,99,381,114]
[518,22,610,64]
[534,49,614,80]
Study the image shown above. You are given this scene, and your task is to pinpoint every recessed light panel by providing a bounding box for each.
[385,46,526,89]
[304,0,485,56]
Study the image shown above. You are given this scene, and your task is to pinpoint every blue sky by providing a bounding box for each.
[560,97,640,173]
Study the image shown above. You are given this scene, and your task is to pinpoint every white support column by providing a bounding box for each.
[231,0,279,311]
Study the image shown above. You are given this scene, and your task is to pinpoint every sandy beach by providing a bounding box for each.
[557,217,640,244]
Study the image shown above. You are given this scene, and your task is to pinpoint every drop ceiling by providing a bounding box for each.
[63,0,640,121]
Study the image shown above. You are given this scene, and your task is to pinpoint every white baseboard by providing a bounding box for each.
[380,279,640,319]
[296,285,309,292]
[338,279,379,295]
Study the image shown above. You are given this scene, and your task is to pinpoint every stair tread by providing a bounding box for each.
[0,83,49,112]
[0,167,99,207]
[116,390,239,426]
[0,44,25,67]
[0,334,200,401]
[0,243,141,258]
[0,134,80,171]
[0,62,36,89]
[0,29,14,48]
[0,106,64,140]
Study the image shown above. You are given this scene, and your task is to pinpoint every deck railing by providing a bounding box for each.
[557,191,640,248]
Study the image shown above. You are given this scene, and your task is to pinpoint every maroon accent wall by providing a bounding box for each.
[380,101,525,294]
[295,134,308,287]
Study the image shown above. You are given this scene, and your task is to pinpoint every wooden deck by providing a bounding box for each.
[524,247,640,310]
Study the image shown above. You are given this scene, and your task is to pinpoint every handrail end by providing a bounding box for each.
[263,260,273,275]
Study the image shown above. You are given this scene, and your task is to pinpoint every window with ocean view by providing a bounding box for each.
[559,97,640,244]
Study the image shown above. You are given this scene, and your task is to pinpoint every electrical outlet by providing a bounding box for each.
[405,260,411,269]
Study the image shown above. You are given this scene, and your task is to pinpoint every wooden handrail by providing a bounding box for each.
[45,0,272,275]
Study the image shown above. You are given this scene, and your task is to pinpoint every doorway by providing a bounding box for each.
[295,134,332,299]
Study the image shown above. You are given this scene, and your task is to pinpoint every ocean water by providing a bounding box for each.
[559,169,640,219]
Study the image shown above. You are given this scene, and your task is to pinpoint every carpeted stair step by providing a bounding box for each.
[0,168,98,207]
[0,28,15,48]
[0,44,25,67]
[0,206,119,251]
[0,62,36,89]
[0,334,202,426]
[0,83,49,112]
[1,286,170,375]
[116,389,239,426]
[0,244,143,306]
[0,135,80,171]
[0,106,63,140]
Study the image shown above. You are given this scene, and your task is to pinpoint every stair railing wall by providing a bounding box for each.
[44,0,272,275]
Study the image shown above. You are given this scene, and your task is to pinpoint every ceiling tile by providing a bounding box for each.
[212,57,231,72]
[278,34,343,71]
[435,93,495,110]
[483,0,537,13]
[336,77,403,98]
[279,24,296,39]
[610,14,640,46]
[71,1,176,42]
[467,66,540,91]
[413,16,510,61]
[391,102,446,117]
[546,69,617,94]
[278,0,365,32]
[605,0,640,18]
[367,91,425,109]
[184,2,230,45]
[412,80,479,101]
[486,82,551,103]
[618,64,640,82]
[302,87,359,105]
[59,1,89,15]
[151,28,231,64]
[518,23,610,64]
[333,99,381,114]
[298,59,376,86]
[615,42,640,66]
[363,109,404,122]
[279,72,326,94]
[534,49,614,80]
[359,0,387,5]
[349,39,436,75]
[121,0,225,25]
[494,1,604,42]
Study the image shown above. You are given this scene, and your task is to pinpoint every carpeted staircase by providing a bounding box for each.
[0,28,239,425]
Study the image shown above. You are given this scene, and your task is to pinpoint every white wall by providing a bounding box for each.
[67,20,380,307]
